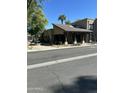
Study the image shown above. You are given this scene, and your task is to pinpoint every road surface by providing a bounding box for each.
[27,46,97,93]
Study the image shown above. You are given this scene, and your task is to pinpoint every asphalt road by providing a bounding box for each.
[27,46,97,93]
[27,45,97,65]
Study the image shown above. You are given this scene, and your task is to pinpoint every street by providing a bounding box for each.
[27,46,97,93]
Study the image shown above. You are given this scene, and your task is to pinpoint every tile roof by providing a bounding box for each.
[53,24,93,32]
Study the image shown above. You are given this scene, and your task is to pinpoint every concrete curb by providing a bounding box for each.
[27,44,96,53]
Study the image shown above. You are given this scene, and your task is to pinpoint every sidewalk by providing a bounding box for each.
[27,43,97,52]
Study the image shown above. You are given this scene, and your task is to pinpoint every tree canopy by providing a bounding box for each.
[27,0,48,36]
[27,0,44,9]
[65,20,71,25]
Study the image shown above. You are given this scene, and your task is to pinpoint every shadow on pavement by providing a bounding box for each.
[50,76,97,93]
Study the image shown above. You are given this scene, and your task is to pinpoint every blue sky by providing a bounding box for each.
[43,0,97,29]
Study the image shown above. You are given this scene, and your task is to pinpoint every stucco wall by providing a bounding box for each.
[72,18,94,30]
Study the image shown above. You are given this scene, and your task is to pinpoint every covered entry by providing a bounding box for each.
[53,24,93,45]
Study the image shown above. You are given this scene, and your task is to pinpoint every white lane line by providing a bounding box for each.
[27,53,97,70]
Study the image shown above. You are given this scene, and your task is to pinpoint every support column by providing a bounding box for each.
[64,32,68,45]
[74,33,77,44]
[89,32,92,43]
[81,34,85,44]
[86,33,89,43]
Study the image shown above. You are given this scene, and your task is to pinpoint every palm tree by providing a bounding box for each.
[58,15,66,24]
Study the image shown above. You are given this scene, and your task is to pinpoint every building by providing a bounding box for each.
[93,19,97,42]
[72,18,94,30]
[41,18,97,45]
[42,24,93,45]
[40,29,54,44]
[72,18,97,42]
